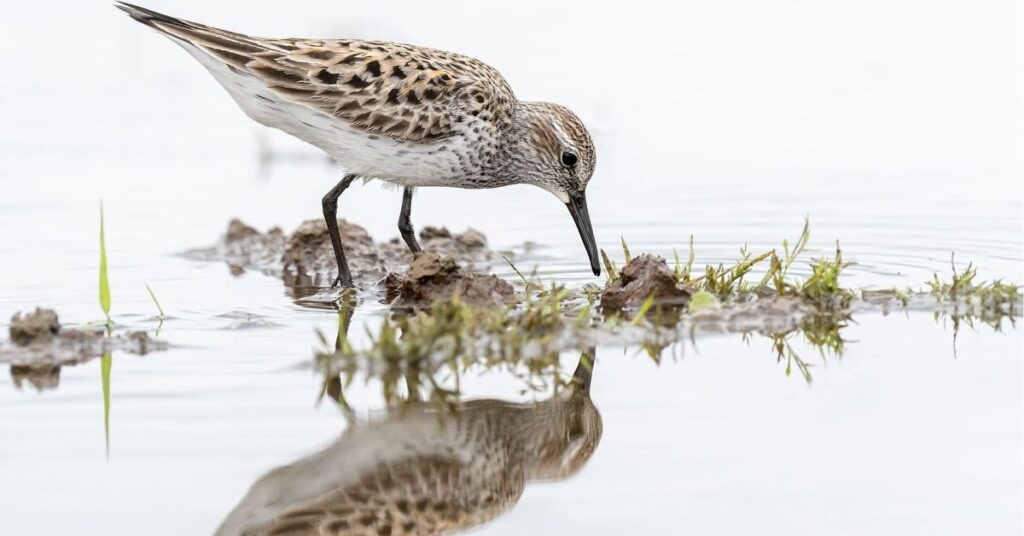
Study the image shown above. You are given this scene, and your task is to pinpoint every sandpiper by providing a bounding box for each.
[117,3,601,287]
[215,351,601,535]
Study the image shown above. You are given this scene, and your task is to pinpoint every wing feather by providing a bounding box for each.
[117,2,516,143]
[252,455,522,536]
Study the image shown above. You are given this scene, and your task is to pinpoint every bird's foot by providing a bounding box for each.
[332,274,355,289]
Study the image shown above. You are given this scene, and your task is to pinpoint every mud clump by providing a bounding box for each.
[1,309,166,392]
[384,252,514,310]
[417,226,488,252]
[217,218,288,274]
[283,218,388,284]
[9,308,60,346]
[11,365,61,391]
[189,218,494,288]
[225,219,262,242]
[601,254,693,311]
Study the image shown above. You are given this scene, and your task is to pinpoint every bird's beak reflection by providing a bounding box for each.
[565,192,600,276]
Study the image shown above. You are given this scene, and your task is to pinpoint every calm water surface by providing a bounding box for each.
[1,1,1022,534]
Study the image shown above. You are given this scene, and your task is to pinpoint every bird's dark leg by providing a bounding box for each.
[322,174,357,287]
[398,186,422,253]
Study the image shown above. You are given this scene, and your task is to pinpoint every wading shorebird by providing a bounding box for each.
[116,3,600,287]
[215,351,602,535]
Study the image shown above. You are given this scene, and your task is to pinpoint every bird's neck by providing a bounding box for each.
[506,392,587,479]
[486,104,543,187]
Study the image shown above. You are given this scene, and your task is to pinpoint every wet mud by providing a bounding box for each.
[601,254,693,311]
[1,309,166,392]
[383,252,515,310]
[186,218,494,288]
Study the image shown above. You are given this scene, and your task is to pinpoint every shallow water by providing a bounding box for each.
[1,1,1022,534]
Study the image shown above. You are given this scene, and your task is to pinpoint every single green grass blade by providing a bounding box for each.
[600,249,618,282]
[684,235,695,282]
[144,283,165,318]
[620,236,632,263]
[101,351,112,459]
[145,280,166,319]
[99,202,111,325]
[502,255,532,295]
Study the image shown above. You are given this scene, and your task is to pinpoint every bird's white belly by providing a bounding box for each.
[182,42,467,186]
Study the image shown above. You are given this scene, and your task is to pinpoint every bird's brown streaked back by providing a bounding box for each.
[116,2,517,143]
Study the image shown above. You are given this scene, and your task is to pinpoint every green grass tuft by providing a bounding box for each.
[798,241,853,309]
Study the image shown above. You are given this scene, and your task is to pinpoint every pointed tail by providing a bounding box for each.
[114,2,276,68]
[114,2,194,32]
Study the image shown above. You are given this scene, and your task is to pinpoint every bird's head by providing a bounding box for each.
[505,102,600,276]
[522,388,603,482]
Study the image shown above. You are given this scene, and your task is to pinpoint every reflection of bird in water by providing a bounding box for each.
[216,351,601,535]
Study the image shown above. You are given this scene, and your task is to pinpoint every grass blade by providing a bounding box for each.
[144,283,165,318]
[101,351,112,459]
[683,235,695,282]
[600,249,619,282]
[502,255,532,295]
[99,202,111,325]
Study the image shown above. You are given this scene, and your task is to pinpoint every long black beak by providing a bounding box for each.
[566,192,601,276]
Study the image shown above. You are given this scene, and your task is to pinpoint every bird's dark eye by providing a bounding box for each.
[561,151,578,168]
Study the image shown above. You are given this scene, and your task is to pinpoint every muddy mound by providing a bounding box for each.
[384,252,515,310]
[283,218,390,284]
[9,308,60,346]
[209,219,289,276]
[415,226,488,253]
[1,309,166,392]
[187,218,493,287]
[601,254,693,311]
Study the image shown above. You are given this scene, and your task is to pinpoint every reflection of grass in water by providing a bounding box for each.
[317,286,579,411]
[101,350,112,459]
[317,296,357,419]
[761,313,851,384]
